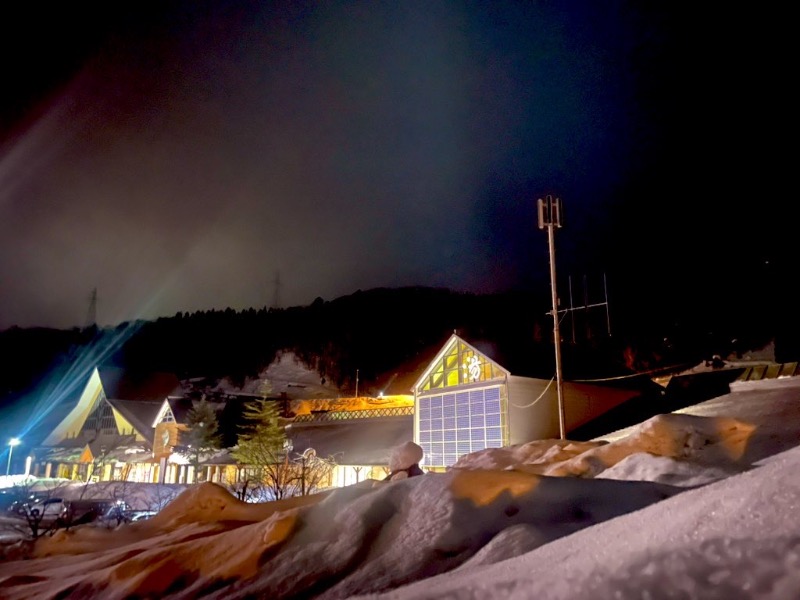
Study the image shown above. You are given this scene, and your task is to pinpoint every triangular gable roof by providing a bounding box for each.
[412,333,511,393]
[152,395,252,448]
[98,368,184,445]
[79,445,93,463]
[41,367,184,447]
[97,367,183,401]
[41,367,105,446]
[109,399,164,445]
[152,396,195,427]
[413,332,640,385]
[152,401,175,428]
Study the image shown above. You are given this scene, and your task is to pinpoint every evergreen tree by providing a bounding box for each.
[233,406,337,499]
[232,385,286,469]
[180,397,223,477]
[231,389,336,499]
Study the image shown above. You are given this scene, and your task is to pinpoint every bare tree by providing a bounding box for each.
[139,483,184,513]
[12,480,72,539]
[293,449,335,496]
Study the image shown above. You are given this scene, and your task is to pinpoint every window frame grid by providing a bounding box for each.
[417,385,506,468]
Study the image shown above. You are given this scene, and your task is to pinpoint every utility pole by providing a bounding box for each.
[538,195,566,439]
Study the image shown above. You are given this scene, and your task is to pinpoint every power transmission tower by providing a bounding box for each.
[272,271,281,309]
[85,288,97,328]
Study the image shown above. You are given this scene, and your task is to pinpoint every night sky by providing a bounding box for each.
[0,1,791,332]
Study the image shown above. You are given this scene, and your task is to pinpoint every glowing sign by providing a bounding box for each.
[466,356,481,382]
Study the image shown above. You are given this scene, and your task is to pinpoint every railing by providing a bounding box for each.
[293,406,414,423]
[737,362,798,382]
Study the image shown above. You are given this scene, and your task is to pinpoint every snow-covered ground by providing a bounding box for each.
[1,374,799,599]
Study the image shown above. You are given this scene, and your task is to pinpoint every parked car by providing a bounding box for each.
[6,492,48,517]
[102,502,157,524]
[0,489,19,512]
[128,510,157,522]
[26,498,117,526]
[26,498,67,522]
[63,499,117,525]
[102,501,131,524]
[6,499,31,517]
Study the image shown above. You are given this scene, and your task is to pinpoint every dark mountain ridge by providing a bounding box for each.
[0,285,785,447]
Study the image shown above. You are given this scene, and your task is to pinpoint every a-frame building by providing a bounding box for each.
[412,333,659,469]
[33,367,183,481]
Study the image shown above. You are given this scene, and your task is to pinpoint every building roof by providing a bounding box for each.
[367,342,443,396]
[35,366,185,450]
[369,332,642,398]
[86,435,150,462]
[35,446,85,463]
[164,396,196,424]
[94,368,183,445]
[98,367,183,401]
[467,334,637,381]
[287,415,413,466]
[109,399,165,445]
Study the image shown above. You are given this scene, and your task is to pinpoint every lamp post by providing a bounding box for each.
[6,438,21,476]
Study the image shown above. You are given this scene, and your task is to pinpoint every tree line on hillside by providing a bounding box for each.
[1,285,786,412]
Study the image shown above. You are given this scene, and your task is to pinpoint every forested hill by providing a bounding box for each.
[0,285,778,410]
[1,287,545,400]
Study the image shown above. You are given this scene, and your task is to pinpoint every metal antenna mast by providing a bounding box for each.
[538,195,566,439]
[563,273,612,342]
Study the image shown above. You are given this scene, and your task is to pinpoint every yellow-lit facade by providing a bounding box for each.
[414,335,510,470]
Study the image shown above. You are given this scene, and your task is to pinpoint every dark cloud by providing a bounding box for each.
[0,2,788,331]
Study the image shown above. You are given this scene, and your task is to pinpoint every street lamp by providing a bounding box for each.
[6,438,21,476]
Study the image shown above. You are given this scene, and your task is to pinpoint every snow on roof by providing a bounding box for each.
[208,351,342,400]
